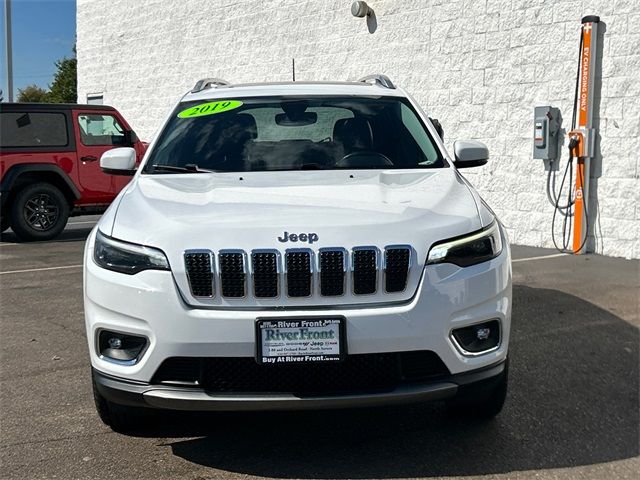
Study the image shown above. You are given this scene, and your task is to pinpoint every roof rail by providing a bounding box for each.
[191,78,231,93]
[357,74,396,89]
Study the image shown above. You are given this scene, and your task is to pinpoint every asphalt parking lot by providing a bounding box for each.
[0,217,638,480]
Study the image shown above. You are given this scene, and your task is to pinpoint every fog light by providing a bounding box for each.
[452,320,500,355]
[476,327,491,340]
[98,330,148,365]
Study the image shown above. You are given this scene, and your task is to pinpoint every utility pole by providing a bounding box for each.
[4,0,13,102]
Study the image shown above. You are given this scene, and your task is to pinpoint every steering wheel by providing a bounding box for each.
[336,151,393,168]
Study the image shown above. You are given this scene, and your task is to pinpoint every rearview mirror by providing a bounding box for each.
[275,112,317,126]
[453,140,488,168]
[100,147,137,176]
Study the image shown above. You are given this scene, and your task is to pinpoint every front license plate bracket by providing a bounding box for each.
[255,317,346,365]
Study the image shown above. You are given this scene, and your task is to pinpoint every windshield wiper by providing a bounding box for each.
[149,164,217,174]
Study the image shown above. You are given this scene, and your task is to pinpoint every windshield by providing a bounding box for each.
[144,96,445,174]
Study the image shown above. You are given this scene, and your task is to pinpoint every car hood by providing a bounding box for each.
[107,169,484,307]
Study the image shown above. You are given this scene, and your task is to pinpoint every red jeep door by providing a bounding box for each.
[72,110,130,204]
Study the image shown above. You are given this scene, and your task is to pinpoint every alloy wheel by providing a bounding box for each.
[23,193,60,231]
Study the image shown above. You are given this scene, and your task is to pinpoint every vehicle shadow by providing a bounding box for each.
[128,285,639,478]
[0,226,93,244]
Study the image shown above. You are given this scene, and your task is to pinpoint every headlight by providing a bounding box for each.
[94,230,170,274]
[427,222,503,267]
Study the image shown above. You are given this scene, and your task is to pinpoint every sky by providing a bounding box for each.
[1,0,77,100]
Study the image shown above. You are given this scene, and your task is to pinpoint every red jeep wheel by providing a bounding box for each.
[10,183,70,241]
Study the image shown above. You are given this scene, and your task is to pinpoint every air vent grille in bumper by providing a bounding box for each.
[152,351,450,395]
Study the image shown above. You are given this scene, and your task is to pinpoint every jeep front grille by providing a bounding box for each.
[183,245,412,300]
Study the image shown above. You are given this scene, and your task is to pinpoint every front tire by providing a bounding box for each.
[92,374,149,433]
[10,183,70,241]
[446,359,508,420]
[0,214,10,233]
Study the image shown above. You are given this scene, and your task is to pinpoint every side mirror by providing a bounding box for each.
[453,140,489,168]
[100,147,137,176]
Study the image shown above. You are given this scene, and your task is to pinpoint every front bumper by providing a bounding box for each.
[84,227,512,389]
[93,359,507,411]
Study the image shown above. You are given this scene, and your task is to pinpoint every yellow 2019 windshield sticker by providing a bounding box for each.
[177,100,243,118]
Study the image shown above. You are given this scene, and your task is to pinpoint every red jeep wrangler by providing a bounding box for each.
[0,103,146,241]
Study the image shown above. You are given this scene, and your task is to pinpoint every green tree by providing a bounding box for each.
[48,56,77,103]
[17,85,50,103]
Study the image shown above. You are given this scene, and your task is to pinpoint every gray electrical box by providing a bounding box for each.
[533,106,561,160]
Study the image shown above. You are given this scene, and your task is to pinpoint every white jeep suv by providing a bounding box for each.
[85,75,511,431]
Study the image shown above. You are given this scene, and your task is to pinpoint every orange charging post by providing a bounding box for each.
[569,16,600,253]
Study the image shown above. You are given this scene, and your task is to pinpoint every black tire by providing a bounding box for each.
[10,183,70,241]
[92,374,114,427]
[1,215,10,233]
[446,360,508,420]
[92,375,149,434]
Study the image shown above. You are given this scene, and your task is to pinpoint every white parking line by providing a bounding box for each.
[0,264,82,275]
[512,253,569,263]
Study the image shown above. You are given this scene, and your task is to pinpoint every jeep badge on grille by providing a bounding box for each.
[278,231,319,244]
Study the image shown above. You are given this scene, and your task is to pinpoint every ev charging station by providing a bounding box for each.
[534,15,600,254]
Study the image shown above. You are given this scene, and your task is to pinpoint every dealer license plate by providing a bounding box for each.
[256,318,345,365]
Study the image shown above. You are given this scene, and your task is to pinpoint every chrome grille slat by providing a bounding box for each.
[285,250,313,297]
[219,251,246,298]
[384,246,411,293]
[252,250,279,298]
[184,251,214,297]
[352,247,378,295]
[319,248,346,296]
